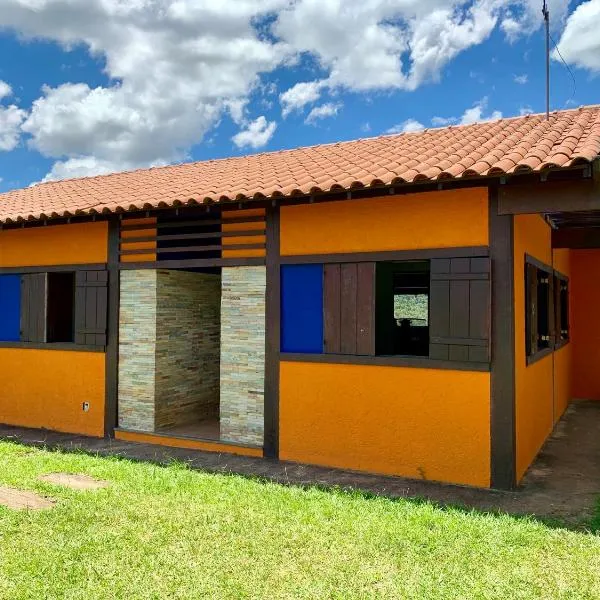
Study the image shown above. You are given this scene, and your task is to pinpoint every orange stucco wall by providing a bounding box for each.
[279,188,492,488]
[552,249,572,422]
[280,362,491,487]
[514,214,554,481]
[280,188,489,255]
[570,249,600,401]
[0,349,105,436]
[0,221,108,267]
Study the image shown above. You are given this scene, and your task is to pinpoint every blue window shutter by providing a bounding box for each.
[281,264,323,353]
[0,275,21,341]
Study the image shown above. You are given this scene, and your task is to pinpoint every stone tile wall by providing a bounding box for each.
[118,269,221,432]
[220,266,266,446]
[118,270,157,431]
[155,270,221,429]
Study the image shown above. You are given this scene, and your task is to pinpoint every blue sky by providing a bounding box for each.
[0,0,598,192]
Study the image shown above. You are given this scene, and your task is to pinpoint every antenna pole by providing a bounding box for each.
[543,1,550,120]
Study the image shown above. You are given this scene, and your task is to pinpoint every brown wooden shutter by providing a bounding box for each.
[20,273,47,342]
[75,270,108,346]
[429,257,490,363]
[525,262,538,356]
[323,262,375,355]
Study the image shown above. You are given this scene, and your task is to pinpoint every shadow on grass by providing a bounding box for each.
[1,433,599,536]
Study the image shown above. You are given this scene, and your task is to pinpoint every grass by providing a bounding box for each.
[0,441,599,599]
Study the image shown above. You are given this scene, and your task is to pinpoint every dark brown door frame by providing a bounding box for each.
[264,205,280,458]
[489,187,517,490]
[104,217,120,436]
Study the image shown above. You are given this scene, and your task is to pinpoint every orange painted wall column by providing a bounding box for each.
[278,189,491,487]
[552,249,572,422]
[513,214,555,482]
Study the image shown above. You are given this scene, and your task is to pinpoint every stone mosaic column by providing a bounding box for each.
[220,266,266,446]
[117,270,158,431]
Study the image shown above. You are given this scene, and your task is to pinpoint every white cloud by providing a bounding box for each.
[276,1,502,113]
[387,119,425,134]
[0,1,577,180]
[224,98,249,126]
[553,0,600,72]
[432,97,502,127]
[305,102,342,124]
[0,80,26,151]
[0,81,13,101]
[232,115,277,149]
[519,105,534,115]
[431,115,457,126]
[458,97,502,124]
[514,73,528,84]
[0,0,290,179]
[501,0,570,42]
[280,80,325,116]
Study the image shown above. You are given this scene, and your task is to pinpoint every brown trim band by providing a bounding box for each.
[120,215,265,231]
[498,177,600,215]
[0,263,107,274]
[120,229,265,244]
[0,341,104,352]
[281,353,490,372]
[552,226,600,249]
[264,205,281,459]
[119,243,265,256]
[279,246,489,265]
[489,186,516,490]
[118,257,266,269]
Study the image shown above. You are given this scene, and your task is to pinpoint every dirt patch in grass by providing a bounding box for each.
[39,473,110,490]
[0,486,55,510]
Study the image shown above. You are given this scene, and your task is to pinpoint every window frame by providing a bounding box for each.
[0,263,107,352]
[524,254,570,366]
[554,270,570,351]
[279,246,491,372]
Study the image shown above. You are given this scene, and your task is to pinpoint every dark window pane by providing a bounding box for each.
[376,261,429,357]
[560,280,569,340]
[536,270,550,349]
[47,272,75,343]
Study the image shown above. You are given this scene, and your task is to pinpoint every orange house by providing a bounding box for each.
[1,106,599,489]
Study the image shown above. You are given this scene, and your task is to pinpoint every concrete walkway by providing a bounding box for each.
[1,400,598,527]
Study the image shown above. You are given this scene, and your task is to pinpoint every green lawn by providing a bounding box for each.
[0,441,599,599]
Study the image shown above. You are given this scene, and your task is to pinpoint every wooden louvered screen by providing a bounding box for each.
[119,208,266,264]
[75,270,108,347]
[323,262,375,355]
[20,273,47,343]
[429,257,490,363]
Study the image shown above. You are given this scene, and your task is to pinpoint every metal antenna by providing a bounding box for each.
[543,1,550,120]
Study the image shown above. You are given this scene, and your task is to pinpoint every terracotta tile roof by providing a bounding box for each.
[1,106,599,224]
